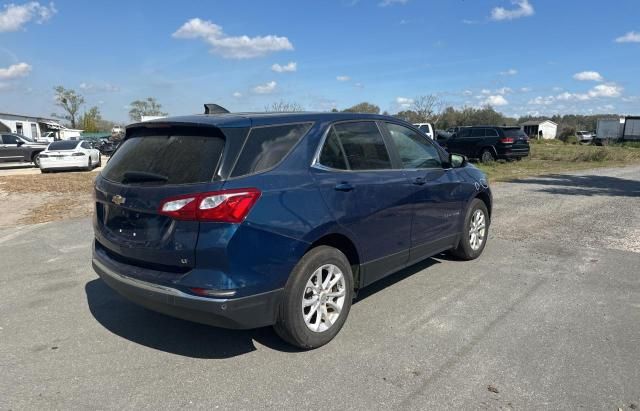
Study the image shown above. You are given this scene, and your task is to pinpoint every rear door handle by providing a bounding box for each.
[334,182,354,192]
[412,177,426,186]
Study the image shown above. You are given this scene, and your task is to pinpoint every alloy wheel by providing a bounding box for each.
[469,209,486,251]
[301,264,346,333]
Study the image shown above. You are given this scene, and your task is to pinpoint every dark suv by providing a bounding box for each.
[92,108,492,348]
[443,126,530,163]
[0,133,46,167]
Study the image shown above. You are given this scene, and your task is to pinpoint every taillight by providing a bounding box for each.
[500,137,515,144]
[72,152,85,156]
[158,188,261,223]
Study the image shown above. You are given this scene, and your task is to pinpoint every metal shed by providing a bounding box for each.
[520,120,558,139]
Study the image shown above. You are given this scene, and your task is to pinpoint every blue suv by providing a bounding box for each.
[92,106,492,349]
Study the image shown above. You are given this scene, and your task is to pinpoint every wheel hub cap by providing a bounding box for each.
[469,209,486,251]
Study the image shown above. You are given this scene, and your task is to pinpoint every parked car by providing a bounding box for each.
[413,122,435,139]
[39,140,101,173]
[442,126,530,163]
[92,109,492,349]
[0,133,47,167]
[576,131,593,144]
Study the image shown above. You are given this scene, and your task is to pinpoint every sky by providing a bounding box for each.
[0,0,639,123]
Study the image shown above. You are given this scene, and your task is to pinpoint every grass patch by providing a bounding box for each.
[478,143,640,182]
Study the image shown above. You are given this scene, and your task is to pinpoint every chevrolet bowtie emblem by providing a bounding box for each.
[112,195,126,205]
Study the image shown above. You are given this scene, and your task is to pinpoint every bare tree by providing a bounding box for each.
[265,100,304,112]
[412,94,447,126]
[128,97,168,121]
[52,86,85,128]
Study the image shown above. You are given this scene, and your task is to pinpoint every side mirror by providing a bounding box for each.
[449,153,467,168]
[16,141,24,147]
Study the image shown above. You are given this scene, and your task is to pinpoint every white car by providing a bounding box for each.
[413,123,435,139]
[576,131,593,143]
[39,140,101,173]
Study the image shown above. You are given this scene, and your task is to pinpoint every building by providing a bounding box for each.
[0,112,82,142]
[520,120,558,139]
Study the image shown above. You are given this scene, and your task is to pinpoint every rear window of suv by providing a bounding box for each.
[102,134,225,185]
[502,128,527,138]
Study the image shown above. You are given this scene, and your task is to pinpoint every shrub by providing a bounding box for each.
[565,135,578,145]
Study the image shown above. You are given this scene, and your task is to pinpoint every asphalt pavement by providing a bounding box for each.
[1,165,639,410]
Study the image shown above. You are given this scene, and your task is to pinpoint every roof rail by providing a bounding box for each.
[204,104,230,115]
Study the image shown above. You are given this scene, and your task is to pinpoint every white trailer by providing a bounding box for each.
[623,117,640,140]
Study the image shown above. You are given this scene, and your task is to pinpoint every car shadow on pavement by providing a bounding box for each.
[85,257,442,358]
[509,174,640,197]
[85,279,302,359]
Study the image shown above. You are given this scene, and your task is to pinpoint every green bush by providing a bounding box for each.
[565,135,578,145]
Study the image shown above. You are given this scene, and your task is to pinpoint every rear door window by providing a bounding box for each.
[471,128,485,137]
[486,128,499,137]
[231,123,312,178]
[319,128,348,170]
[332,121,392,170]
[102,134,225,185]
[2,134,20,144]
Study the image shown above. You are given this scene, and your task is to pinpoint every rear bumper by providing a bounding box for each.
[497,147,529,159]
[40,157,87,169]
[92,250,282,330]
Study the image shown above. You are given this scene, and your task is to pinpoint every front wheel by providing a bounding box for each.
[32,153,41,168]
[274,246,354,349]
[450,198,489,260]
[480,149,495,163]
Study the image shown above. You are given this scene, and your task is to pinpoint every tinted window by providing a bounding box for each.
[102,134,225,185]
[319,128,348,170]
[49,141,79,150]
[231,123,312,177]
[419,125,431,132]
[2,134,20,144]
[503,128,527,138]
[458,128,471,138]
[333,122,391,170]
[81,142,92,149]
[471,128,485,137]
[486,128,499,137]
[386,123,442,169]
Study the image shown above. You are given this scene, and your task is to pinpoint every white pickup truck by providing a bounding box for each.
[413,123,435,139]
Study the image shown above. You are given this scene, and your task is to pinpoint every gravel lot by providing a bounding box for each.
[1,165,639,410]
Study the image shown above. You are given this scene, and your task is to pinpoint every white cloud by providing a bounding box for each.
[495,87,513,95]
[480,88,491,95]
[491,0,534,21]
[615,31,640,43]
[354,82,364,89]
[483,95,509,106]
[463,90,473,96]
[232,91,242,98]
[0,62,31,79]
[336,75,351,82]
[520,87,532,92]
[173,18,293,59]
[589,83,622,98]
[379,0,408,6]
[528,95,555,105]
[79,82,120,93]
[252,80,277,94]
[0,1,56,32]
[271,61,297,73]
[500,68,518,75]
[573,71,603,82]
[396,96,414,108]
[531,83,624,105]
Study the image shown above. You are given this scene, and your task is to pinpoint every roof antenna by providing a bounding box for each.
[204,104,230,115]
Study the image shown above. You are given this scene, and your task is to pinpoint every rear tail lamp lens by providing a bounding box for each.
[159,188,261,223]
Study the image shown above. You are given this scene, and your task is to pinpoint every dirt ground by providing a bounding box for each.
[0,171,96,227]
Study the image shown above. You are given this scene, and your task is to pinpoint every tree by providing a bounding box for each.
[342,102,380,114]
[128,97,168,122]
[412,94,447,126]
[80,106,102,132]
[53,86,85,128]
[265,100,304,112]
[394,110,422,123]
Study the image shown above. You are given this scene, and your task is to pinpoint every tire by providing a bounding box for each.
[450,198,489,261]
[97,155,102,168]
[480,149,495,164]
[84,158,92,171]
[515,157,522,161]
[274,246,354,349]
[32,153,41,168]
[40,169,49,174]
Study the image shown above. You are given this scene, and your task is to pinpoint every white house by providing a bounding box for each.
[0,112,82,142]
[520,120,558,139]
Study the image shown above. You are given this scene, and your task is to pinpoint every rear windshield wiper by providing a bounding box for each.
[122,171,169,184]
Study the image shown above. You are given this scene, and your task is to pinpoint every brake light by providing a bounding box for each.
[72,152,85,156]
[158,188,261,223]
[500,137,515,144]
